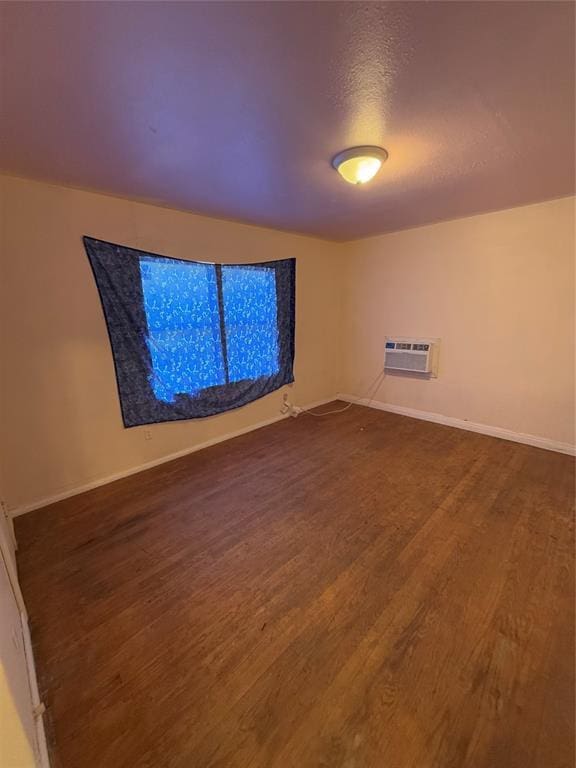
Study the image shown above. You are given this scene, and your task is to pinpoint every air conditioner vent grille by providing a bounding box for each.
[385,350,429,372]
[384,338,436,375]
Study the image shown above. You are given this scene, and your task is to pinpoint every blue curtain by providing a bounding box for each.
[83,237,295,427]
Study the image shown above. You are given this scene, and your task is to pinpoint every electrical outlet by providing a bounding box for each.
[144,429,152,441]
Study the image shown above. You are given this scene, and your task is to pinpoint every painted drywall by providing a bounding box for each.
[340,197,575,447]
[0,554,36,768]
[0,473,48,768]
[0,175,343,511]
[1,175,573,514]
[0,468,35,768]
[0,461,36,767]
[2,2,574,240]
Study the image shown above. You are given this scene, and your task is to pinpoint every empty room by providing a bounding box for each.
[0,2,574,767]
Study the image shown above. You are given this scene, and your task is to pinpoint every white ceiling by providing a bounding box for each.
[0,1,574,240]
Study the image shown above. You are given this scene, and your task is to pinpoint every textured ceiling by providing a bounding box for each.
[0,1,574,241]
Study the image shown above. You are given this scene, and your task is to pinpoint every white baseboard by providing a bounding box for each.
[10,396,337,517]
[337,393,576,456]
[12,392,573,517]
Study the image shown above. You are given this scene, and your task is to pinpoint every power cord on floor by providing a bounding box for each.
[301,369,386,417]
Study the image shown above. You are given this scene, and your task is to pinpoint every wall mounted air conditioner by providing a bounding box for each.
[384,338,439,376]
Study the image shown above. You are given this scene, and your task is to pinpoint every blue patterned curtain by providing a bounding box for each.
[83,237,295,427]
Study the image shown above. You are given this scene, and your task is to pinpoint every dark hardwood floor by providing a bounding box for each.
[15,403,575,768]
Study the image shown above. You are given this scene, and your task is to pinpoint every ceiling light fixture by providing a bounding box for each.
[331,146,388,185]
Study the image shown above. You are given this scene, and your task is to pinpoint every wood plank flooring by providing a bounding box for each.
[15,403,575,768]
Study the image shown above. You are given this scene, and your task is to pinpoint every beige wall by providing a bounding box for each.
[0,667,36,768]
[340,197,575,446]
[0,472,46,768]
[1,486,37,768]
[1,176,573,514]
[0,557,36,768]
[0,175,343,511]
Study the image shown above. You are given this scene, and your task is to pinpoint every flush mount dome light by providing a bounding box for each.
[332,146,389,185]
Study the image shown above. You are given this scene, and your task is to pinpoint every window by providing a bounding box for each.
[84,237,295,427]
[140,258,226,403]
